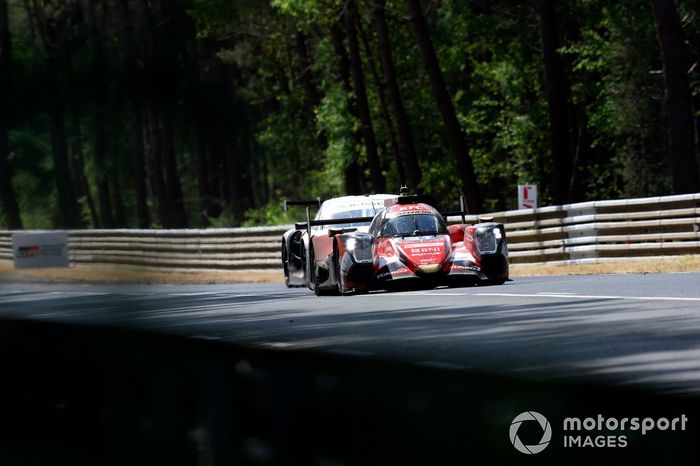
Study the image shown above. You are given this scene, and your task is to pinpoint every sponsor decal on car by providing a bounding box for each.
[451,264,481,272]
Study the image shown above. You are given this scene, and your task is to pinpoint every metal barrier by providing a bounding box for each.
[448,192,700,264]
[1,193,699,270]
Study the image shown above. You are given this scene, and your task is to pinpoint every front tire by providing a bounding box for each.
[335,249,347,295]
[314,262,338,296]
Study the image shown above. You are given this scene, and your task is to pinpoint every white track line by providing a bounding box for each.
[404,291,700,302]
[474,292,700,302]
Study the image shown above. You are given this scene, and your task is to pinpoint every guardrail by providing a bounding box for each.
[0,226,291,272]
[1,193,699,271]
[447,192,700,264]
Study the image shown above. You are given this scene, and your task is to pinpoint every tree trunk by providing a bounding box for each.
[160,109,188,228]
[330,21,363,195]
[49,103,83,228]
[405,0,482,212]
[295,32,321,116]
[535,0,574,205]
[186,36,213,226]
[136,0,187,228]
[357,11,405,187]
[372,0,422,191]
[86,0,115,227]
[118,0,150,228]
[650,0,700,193]
[193,85,212,225]
[0,0,22,228]
[295,31,328,153]
[130,102,151,228]
[344,0,386,193]
[111,176,126,227]
[153,0,187,228]
[23,0,83,227]
[134,0,170,227]
[144,99,170,227]
[69,108,99,227]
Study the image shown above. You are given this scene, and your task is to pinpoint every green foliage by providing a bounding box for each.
[242,201,297,227]
[561,0,669,199]
[314,82,355,196]
[8,124,56,229]
[3,0,698,231]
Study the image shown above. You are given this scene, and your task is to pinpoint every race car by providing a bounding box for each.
[287,193,509,295]
[281,194,396,288]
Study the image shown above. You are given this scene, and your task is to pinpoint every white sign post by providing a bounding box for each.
[517,184,538,210]
[12,232,70,269]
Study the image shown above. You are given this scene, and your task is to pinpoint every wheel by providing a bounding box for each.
[314,262,339,296]
[335,249,347,295]
[313,267,326,296]
[307,243,315,291]
[282,242,290,287]
[301,242,311,289]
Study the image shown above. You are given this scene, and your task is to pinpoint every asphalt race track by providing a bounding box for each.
[2,272,700,394]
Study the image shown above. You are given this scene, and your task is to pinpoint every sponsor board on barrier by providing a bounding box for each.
[517,184,538,210]
[12,232,69,269]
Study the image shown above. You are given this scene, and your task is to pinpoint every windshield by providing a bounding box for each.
[314,208,377,229]
[380,214,447,237]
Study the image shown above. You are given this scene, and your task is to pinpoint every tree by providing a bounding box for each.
[405,0,483,212]
[86,0,115,227]
[357,13,405,186]
[372,0,420,190]
[24,0,84,228]
[534,0,575,205]
[0,0,22,228]
[136,0,188,228]
[330,20,364,195]
[650,0,700,193]
[117,0,150,228]
[345,0,385,193]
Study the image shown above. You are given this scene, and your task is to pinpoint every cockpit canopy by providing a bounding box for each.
[379,213,447,237]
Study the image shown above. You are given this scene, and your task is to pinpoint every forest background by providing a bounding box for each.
[0,0,699,230]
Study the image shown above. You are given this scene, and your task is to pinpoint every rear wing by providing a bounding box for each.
[284,197,374,234]
[284,198,322,235]
[283,199,321,211]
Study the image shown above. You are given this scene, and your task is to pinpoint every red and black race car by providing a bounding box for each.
[286,193,509,295]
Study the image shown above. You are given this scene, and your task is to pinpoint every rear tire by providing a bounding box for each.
[282,243,291,287]
[302,243,312,290]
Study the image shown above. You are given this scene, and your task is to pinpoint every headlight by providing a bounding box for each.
[346,238,357,250]
[493,228,502,240]
[475,228,498,254]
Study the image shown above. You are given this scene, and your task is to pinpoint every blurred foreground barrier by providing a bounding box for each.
[1,193,699,271]
[1,318,699,466]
